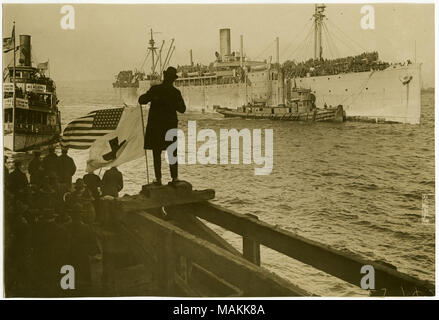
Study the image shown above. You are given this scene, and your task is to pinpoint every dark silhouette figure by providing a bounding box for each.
[83,170,102,200]
[8,161,28,196]
[102,167,123,197]
[33,210,70,296]
[4,156,10,188]
[138,66,186,185]
[57,148,76,189]
[67,209,100,288]
[42,146,58,178]
[28,150,44,185]
[83,170,102,221]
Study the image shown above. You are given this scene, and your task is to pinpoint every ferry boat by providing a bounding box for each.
[3,32,61,151]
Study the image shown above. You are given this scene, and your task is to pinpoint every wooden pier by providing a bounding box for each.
[96,181,434,297]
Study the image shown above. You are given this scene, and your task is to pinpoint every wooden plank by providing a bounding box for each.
[171,212,242,256]
[122,211,309,296]
[156,227,175,295]
[169,202,434,296]
[117,188,215,212]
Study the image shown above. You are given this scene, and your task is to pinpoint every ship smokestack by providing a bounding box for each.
[219,28,231,59]
[19,35,31,67]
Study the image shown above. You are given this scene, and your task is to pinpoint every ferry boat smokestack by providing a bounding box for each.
[19,35,31,67]
[220,28,231,59]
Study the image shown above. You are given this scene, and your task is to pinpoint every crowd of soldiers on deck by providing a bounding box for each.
[281,52,395,78]
[4,146,124,297]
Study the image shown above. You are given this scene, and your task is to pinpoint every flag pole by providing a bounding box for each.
[12,22,16,152]
[138,103,150,184]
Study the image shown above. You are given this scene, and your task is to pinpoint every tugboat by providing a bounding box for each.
[217,86,345,123]
[3,31,61,151]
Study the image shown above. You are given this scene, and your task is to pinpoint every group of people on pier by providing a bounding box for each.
[4,147,124,296]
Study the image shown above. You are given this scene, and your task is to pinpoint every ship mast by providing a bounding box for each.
[313,4,326,60]
[12,22,16,150]
[149,29,158,77]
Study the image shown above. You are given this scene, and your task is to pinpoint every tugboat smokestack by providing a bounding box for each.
[19,35,31,67]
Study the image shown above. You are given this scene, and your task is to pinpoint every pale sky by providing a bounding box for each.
[2,3,435,87]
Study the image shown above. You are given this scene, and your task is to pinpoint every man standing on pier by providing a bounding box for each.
[138,66,186,185]
[57,148,76,190]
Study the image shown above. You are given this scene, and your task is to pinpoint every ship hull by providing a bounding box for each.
[296,64,421,124]
[3,132,60,152]
[117,64,421,124]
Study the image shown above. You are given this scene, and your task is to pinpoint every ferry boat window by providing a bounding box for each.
[4,109,12,123]
[4,92,13,99]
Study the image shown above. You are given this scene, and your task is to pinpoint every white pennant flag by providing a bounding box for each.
[86,106,145,172]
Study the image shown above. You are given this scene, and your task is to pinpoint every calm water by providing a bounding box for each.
[11,80,436,296]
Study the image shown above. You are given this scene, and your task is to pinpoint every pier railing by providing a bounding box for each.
[109,191,434,297]
[169,201,434,296]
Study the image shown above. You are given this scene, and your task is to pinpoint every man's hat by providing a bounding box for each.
[163,66,178,79]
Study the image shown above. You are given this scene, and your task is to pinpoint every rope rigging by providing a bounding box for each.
[284,21,314,61]
[253,39,275,61]
[280,18,313,60]
[326,18,367,55]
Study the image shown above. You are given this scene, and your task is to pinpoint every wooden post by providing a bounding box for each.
[157,229,176,295]
[242,214,261,266]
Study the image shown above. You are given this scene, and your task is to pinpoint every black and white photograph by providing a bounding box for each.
[1,1,436,300]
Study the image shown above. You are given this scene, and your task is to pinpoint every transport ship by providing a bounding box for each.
[114,4,421,124]
[3,30,61,151]
[286,4,421,124]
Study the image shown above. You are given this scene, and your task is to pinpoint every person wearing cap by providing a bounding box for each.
[8,161,29,196]
[57,147,76,189]
[42,146,58,179]
[28,150,44,185]
[138,66,186,185]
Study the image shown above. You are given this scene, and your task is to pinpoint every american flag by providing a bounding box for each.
[61,108,124,149]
